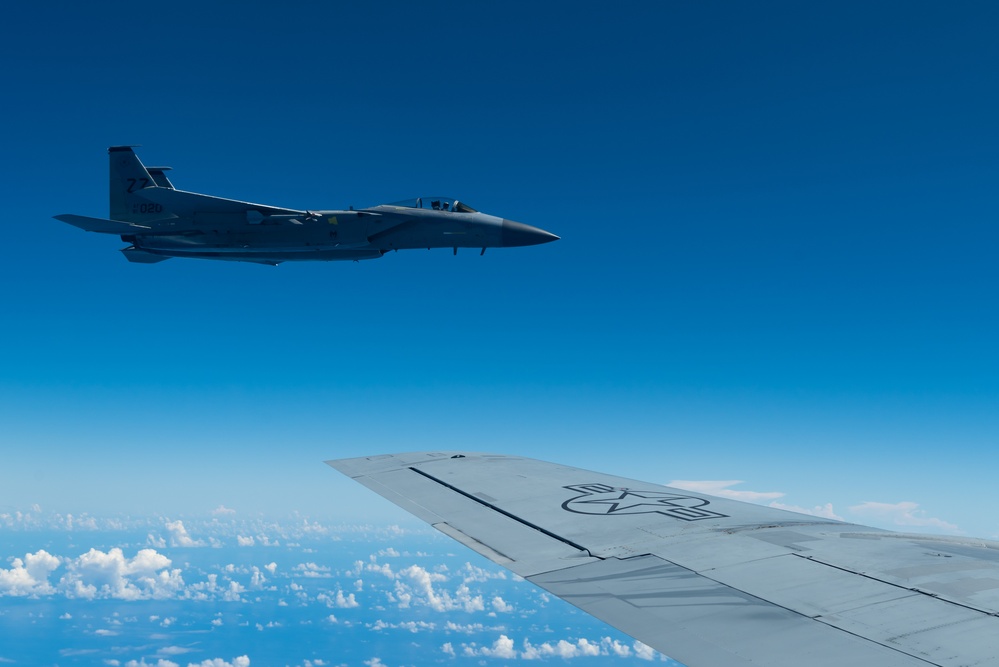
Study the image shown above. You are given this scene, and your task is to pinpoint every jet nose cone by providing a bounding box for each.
[501,219,560,247]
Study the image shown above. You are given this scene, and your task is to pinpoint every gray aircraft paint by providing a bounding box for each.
[56,147,558,265]
[330,451,999,667]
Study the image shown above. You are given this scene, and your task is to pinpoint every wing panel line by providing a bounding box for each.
[530,554,940,667]
[408,466,593,555]
[792,552,998,618]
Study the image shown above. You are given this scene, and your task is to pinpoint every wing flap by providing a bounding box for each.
[531,555,928,667]
[434,522,515,566]
[706,552,917,618]
[822,595,997,664]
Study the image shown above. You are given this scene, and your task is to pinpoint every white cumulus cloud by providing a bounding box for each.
[444,621,503,634]
[491,596,514,613]
[248,567,267,589]
[293,562,331,578]
[221,581,245,602]
[461,562,507,583]
[61,548,184,600]
[634,641,664,661]
[335,590,358,608]
[521,637,602,659]
[365,562,394,578]
[668,480,784,502]
[124,659,249,667]
[186,657,249,667]
[769,501,843,520]
[0,550,60,596]
[606,639,632,657]
[849,501,959,532]
[165,520,204,547]
[455,635,667,661]
[464,635,517,659]
[369,619,436,633]
[318,589,359,608]
[393,564,483,613]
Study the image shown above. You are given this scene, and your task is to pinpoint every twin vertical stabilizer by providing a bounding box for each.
[108,146,173,224]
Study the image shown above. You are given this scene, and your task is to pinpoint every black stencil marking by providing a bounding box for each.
[562,483,729,522]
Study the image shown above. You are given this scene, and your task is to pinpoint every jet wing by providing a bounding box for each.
[54,214,153,233]
[328,452,999,667]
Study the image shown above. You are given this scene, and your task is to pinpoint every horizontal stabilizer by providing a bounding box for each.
[134,187,302,216]
[54,214,151,233]
[146,167,175,189]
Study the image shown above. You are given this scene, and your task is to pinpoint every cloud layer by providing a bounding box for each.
[446,635,667,661]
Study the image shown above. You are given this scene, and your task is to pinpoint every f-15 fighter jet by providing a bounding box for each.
[55,147,559,265]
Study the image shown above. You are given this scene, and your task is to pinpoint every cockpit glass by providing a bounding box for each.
[387,197,477,213]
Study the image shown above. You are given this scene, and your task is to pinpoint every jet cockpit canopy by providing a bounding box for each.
[388,197,477,213]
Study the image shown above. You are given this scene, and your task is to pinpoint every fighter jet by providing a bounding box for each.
[55,147,558,265]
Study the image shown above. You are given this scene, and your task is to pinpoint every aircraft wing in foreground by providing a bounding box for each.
[328,451,999,667]
[55,147,558,265]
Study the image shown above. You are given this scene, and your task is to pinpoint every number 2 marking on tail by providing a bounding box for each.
[126,177,150,193]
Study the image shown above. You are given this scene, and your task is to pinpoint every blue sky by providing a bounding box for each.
[2,0,999,588]
[3,2,999,664]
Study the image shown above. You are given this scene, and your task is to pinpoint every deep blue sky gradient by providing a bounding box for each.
[1,2,998,536]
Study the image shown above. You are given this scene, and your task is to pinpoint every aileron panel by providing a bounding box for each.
[530,555,928,667]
